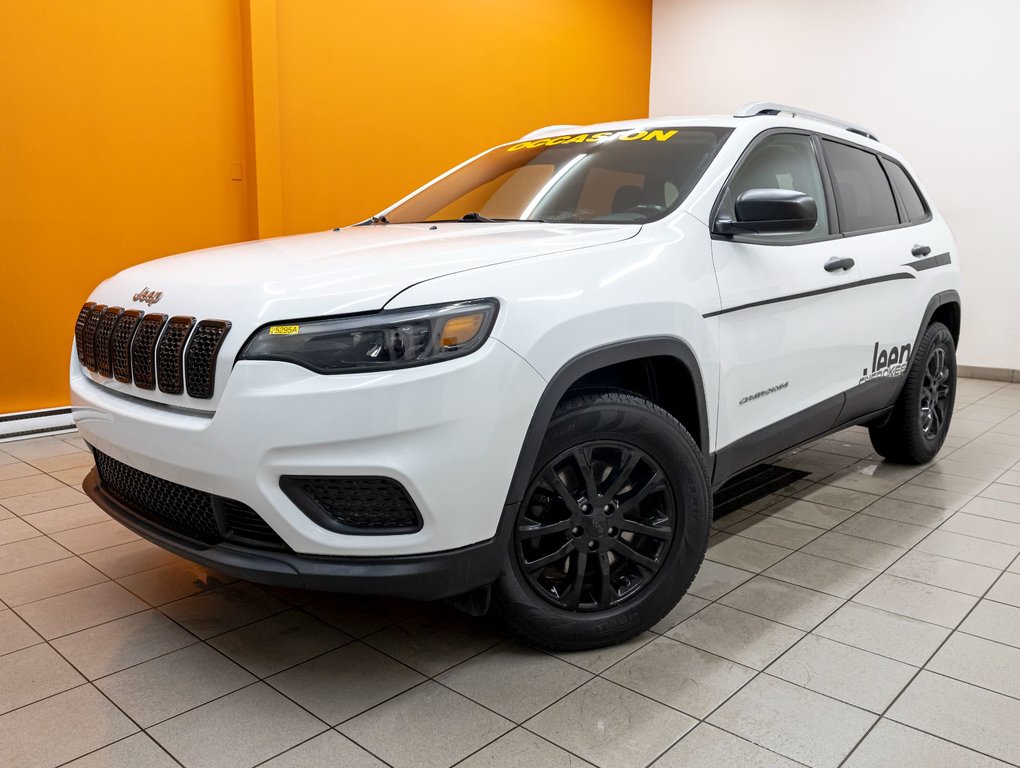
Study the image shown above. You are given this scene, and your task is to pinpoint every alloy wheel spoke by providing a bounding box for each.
[565,550,588,610]
[542,468,582,515]
[610,538,658,571]
[602,450,640,500]
[572,447,600,503]
[523,540,574,572]
[617,517,672,539]
[517,518,573,540]
[618,471,666,514]
[597,551,613,609]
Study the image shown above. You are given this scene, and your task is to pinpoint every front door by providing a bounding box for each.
[709,131,864,480]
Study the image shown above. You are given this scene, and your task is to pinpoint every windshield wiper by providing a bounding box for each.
[370,214,390,225]
[396,214,548,224]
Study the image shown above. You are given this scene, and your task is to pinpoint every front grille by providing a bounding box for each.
[74,303,95,366]
[131,313,167,390]
[156,316,195,395]
[184,320,231,399]
[74,302,230,399]
[81,304,106,371]
[93,307,123,378]
[93,447,288,550]
[280,475,423,534]
[111,310,143,383]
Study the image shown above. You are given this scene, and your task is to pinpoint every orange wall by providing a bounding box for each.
[274,1,653,233]
[0,0,250,413]
[0,0,652,414]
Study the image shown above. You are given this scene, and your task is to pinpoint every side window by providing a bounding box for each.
[882,159,929,223]
[719,133,829,242]
[822,140,899,233]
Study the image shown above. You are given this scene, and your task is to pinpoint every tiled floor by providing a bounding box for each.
[2,378,1020,767]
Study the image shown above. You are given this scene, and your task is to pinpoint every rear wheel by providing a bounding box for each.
[869,321,956,464]
[492,390,711,650]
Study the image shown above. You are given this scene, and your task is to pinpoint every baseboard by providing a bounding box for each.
[959,365,1020,384]
[0,407,76,443]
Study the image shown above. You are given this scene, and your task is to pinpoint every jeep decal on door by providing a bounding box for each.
[860,341,912,384]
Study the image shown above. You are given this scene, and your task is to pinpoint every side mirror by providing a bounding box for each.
[715,188,818,235]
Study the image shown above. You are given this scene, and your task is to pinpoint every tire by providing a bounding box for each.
[491,390,711,651]
[869,321,957,464]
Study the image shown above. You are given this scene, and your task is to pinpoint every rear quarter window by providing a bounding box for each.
[882,159,929,223]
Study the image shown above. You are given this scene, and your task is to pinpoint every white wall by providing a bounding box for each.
[651,0,1020,371]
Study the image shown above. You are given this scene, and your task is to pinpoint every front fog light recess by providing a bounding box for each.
[240,299,498,373]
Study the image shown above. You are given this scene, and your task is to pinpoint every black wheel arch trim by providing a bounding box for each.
[504,336,710,508]
[897,289,961,396]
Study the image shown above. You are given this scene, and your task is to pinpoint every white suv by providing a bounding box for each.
[71,103,961,649]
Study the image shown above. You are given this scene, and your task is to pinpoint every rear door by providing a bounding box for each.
[710,131,866,479]
[819,139,941,421]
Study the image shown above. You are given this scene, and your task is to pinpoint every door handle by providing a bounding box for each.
[911,244,931,257]
[824,257,855,272]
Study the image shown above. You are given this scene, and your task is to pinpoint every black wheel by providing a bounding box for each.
[869,322,957,464]
[492,390,711,650]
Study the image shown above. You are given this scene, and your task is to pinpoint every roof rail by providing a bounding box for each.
[734,102,878,142]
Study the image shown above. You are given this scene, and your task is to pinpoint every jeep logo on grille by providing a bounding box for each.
[132,287,163,306]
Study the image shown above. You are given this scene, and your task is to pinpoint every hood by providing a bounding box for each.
[81,222,638,409]
[94,221,639,320]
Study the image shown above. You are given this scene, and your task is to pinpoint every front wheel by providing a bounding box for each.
[869,321,957,464]
[491,390,711,650]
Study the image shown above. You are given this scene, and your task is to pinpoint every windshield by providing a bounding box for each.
[384,126,733,225]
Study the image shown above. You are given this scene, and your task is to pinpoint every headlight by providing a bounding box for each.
[238,299,499,374]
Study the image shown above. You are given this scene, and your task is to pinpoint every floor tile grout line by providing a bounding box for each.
[0,492,91,518]
[918,666,1020,706]
[835,547,1020,767]
[447,727,600,768]
[861,568,1001,601]
[0,555,118,609]
[10,570,292,647]
[878,715,1020,768]
[252,725,398,768]
[50,730,186,768]
[6,599,152,645]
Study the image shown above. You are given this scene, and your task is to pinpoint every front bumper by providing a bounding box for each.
[71,338,546,558]
[84,467,513,599]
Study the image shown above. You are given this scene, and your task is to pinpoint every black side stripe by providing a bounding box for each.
[904,252,951,271]
[704,272,916,319]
